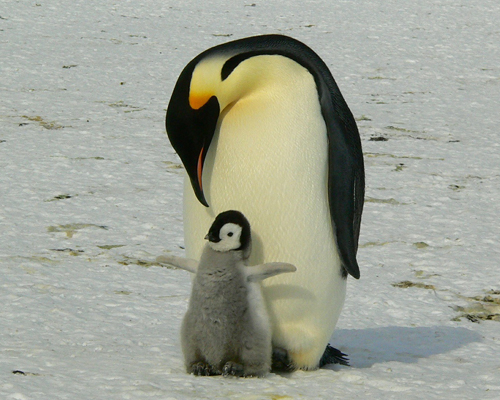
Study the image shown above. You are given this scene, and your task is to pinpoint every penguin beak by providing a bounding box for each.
[166,90,220,208]
[205,231,220,243]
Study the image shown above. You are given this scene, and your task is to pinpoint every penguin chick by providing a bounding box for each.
[157,210,296,377]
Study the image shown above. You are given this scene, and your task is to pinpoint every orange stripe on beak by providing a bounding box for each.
[197,147,204,191]
[189,93,212,110]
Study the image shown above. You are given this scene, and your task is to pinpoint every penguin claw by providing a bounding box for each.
[222,361,244,377]
[190,362,217,376]
[271,347,294,372]
[319,344,350,367]
[271,345,349,371]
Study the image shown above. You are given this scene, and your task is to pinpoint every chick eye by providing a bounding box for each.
[227,232,233,237]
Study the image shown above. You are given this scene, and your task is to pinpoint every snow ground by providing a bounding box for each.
[1,1,499,399]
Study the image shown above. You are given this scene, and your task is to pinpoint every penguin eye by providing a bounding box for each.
[227,232,233,237]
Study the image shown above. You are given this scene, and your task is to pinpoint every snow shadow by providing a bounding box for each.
[332,326,482,368]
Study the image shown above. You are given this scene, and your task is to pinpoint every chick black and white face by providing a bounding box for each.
[205,210,251,253]
[208,222,243,252]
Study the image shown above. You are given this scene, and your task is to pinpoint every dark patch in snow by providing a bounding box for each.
[392,280,436,290]
[453,291,500,323]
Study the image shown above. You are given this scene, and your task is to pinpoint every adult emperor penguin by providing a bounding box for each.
[165,34,364,370]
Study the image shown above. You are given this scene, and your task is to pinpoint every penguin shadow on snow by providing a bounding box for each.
[330,326,482,368]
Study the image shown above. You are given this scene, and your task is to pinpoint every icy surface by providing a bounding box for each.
[1,1,499,399]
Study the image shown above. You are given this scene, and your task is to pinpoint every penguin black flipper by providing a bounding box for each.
[320,77,365,280]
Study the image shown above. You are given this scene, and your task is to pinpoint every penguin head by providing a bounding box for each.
[205,210,251,254]
[166,52,252,208]
[166,35,319,208]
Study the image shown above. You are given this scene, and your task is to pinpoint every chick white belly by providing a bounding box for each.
[182,96,346,368]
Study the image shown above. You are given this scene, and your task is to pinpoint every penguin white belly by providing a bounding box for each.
[182,63,346,369]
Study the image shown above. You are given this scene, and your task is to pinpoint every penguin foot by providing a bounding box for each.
[189,362,217,376]
[222,361,245,377]
[271,347,295,372]
[319,344,349,367]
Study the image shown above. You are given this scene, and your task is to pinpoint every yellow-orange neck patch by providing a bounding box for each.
[189,93,212,110]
